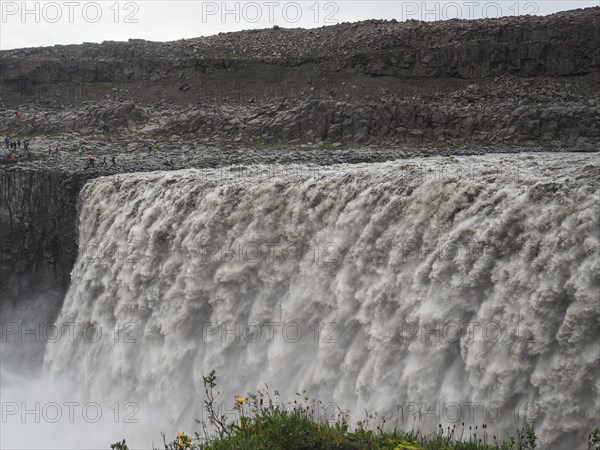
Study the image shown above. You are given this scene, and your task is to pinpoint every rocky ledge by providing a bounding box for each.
[1,76,599,151]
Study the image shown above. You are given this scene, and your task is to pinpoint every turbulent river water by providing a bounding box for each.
[2,153,599,449]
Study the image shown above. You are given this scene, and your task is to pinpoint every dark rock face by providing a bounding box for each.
[0,171,85,308]
[156,94,599,148]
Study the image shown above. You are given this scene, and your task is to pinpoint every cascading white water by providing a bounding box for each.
[3,153,599,449]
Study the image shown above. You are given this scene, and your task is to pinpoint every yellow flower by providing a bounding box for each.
[236,396,247,405]
[176,433,191,448]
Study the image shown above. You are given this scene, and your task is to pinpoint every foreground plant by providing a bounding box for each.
[110,371,600,450]
[589,429,600,450]
[110,440,128,450]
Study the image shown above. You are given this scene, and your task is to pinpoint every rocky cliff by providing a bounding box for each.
[0,170,85,312]
[2,7,599,87]
[2,77,598,149]
[1,8,599,148]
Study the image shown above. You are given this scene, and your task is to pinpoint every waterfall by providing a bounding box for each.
[4,153,599,449]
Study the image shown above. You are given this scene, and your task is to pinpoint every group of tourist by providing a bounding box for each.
[84,153,117,170]
[4,136,31,161]
[4,136,30,151]
[4,135,117,169]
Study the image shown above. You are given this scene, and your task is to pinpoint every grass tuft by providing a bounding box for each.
[110,371,599,450]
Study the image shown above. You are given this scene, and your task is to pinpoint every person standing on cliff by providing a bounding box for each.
[111,155,116,166]
[4,137,9,148]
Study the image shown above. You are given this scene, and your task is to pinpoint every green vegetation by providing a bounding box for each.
[111,371,600,450]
